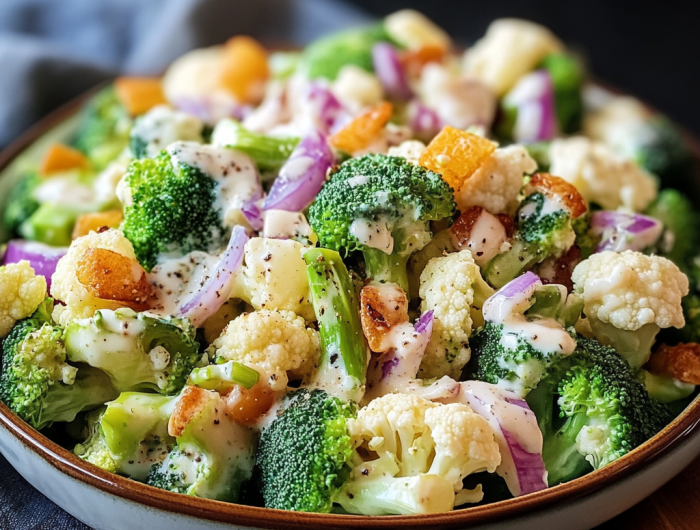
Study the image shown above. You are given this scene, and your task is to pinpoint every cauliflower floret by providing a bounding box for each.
[0,261,47,337]
[419,250,494,379]
[549,136,658,212]
[583,96,652,160]
[332,65,384,113]
[209,309,320,391]
[231,237,314,321]
[572,250,689,369]
[130,105,203,159]
[387,140,426,165]
[336,393,500,514]
[50,229,137,325]
[419,63,496,130]
[384,9,451,50]
[463,19,562,96]
[455,145,537,215]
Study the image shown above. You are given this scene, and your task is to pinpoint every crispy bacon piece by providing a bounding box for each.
[647,343,700,385]
[75,247,153,309]
[359,282,409,352]
[537,245,582,292]
[226,379,279,427]
[525,173,588,219]
[168,386,210,437]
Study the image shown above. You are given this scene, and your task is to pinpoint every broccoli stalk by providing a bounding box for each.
[122,151,226,271]
[147,387,256,502]
[75,392,177,480]
[483,192,576,289]
[309,154,456,295]
[255,248,368,512]
[4,171,40,238]
[64,308,202,395]
[526,335,674,486]
[0,299,117,430]
[211,119,299,175]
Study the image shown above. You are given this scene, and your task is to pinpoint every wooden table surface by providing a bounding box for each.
[594,455,700,530]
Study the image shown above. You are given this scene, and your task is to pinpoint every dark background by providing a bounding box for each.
[348,0,700,135]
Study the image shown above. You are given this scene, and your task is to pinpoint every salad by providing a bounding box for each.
[0,9,698,516]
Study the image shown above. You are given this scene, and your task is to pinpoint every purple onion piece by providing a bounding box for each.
[500,427,549,495]
[171,95,252,125]
[483,272,542,324]
[263,129,334,212]
[505,70,557,143]
[591,211,663,253]
[305,84,352,134]
[372,42,413,101]
[381,356,401,379]
[407,99,443,139]
[4,240,67,291]
[241,201,264,231]
[504,396,531,410]
[179,226,248,327]
[413,309,434,334]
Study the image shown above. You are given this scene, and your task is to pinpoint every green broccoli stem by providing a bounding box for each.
[362,247,410,295]
[541,412,592,486]
[304,248,368,402]
[188,361,260,393]
[37,366,118,431]
[587,319,660,370]
[483,239,540,289]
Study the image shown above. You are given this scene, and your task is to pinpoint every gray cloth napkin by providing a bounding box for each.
[0,1,369,528]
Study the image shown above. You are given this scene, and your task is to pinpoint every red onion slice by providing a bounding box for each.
[178,226,248,327]
[262,129,334,212]
[457,381,547,497]
[504,70,557,143]
[303,84,352,135]
[591,210,663,253]
[407,99,443,139]
[372,42,413,101]
[171,95,252,125]
[4,240,67,291]
[482,272,542,324]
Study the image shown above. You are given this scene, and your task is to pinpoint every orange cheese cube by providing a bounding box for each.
[330,101,393,154]
[217,36,269,104]
[72,210,124,240]
[39,143,90,176]
[419,126,496,190]
[114,77,167,116]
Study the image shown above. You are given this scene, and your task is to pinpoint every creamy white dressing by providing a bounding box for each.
[262,210,314,241]
[167,141,261,227]
[458,210,508,267]
[148,250,221,316]
[500,315,577,356]
[350,217,394,254]
[33,174,95,207]
[346,175,370,187]
[131,105,203,159]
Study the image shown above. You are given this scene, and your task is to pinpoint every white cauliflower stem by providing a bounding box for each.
[209,309,320,391]
[0,261,47,337]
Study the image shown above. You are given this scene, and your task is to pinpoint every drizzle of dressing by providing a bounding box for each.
[461,210,508,267]
[167,141,262,227]
[500,316,576,356]
[350,217,394,254]
[131,105,203,158]
[147,250,221,316]
[263,210,314,242]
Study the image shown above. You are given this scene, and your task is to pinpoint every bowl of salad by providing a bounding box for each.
[0,9,699,530]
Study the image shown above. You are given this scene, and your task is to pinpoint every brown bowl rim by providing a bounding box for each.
[1,85,700,530]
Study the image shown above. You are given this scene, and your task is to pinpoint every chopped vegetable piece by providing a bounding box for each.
[72,210,124,239]
[330,101,393,153]
[114,77,167,116]
[39,144,90,176]
[217,36,269,103]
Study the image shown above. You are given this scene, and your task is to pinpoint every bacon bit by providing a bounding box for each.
[647,343,700,385]
[330,101,393,153]
[360,283,409,352]
[400,45,446,76]
[168,386,211,437]
[225,379,279,427]
[449,206,484,248]
[525,173,588,219]
[75,248,153,309]
[72,210,124,240]
[495,214,516,238]
[537,245,582,292]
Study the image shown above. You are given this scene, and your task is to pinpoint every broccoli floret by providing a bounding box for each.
[526,335,674,486]
[571,211,600,260]
[122,151,225,270]
[147,387,255,502]
[73,86,131,171]
[75,392,177,480]
[211,119,299,176]
[64,308,202,395]
[524,142,551,172]
[309,154,456,294]
[4,171,40,237]
[255,248,368,512]
[129,105,204,160]
[539,53,585,134]
[483,192,575,288]
[301,23,394,81]
[0,299,117,430]
[256,388,357,512]
[645,189,699,272]
[636,116,693,184]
